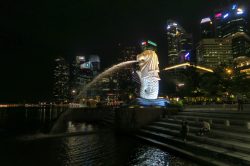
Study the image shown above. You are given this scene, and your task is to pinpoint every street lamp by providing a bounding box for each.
[226,68,233,75]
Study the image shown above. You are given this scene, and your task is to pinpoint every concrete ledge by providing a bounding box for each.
[115,108,164,133]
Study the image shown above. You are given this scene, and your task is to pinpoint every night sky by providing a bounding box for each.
[1,0,249,102]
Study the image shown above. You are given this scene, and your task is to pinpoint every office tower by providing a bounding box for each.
[166,20,193,65]
[200,17,214,38]
[215,3,249,58]
[196,38,233,69]
[53,57,70,103]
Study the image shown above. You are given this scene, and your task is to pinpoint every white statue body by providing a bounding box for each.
[136,50,160,100]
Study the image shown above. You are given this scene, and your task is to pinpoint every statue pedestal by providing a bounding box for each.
[135,98,169,107]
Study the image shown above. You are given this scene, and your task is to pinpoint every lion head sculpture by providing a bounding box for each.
[136,50,160,100]
[137,50,160,79]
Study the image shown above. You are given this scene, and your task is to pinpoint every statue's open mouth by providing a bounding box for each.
[138,59,145,62]
[137,59,145,65]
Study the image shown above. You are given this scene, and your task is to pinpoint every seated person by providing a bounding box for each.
[198,120,210,136]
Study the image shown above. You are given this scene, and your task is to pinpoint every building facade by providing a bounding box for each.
[53,57,70,103]
[71,55,101,99]
[196,38,233,69]
[200,17,214,39]
[212,3,250,58]
[166,20,193,65]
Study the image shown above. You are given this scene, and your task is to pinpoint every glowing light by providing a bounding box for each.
[232,4,237,10]
[195,65,214,73]
[201,17,211,24]
[173,23,177,26]
[163,63,213,73]
[142,41,147,45]
[226,68,233,75]
[163,63,190,71]
[148,40,157,46]
[184,52,190,61]
[215,13,222,18]
[167,25,171,29]
[184,52,190,58]
[223,13,229,18]
[177,83,185,87]
[237,8,243,15]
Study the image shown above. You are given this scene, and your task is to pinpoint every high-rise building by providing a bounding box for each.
[71,55,101,99]
[179,34,193,63]
[166,20,193,65]
[53,57,70,103]
[196,38,233,69]
[89,55,100,72]
[200,17,214,38]
[234,56,250,78]
[214,3,250,58]
[213,11,224,38]
[115,45,140,101]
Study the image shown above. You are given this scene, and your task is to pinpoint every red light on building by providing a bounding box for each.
[215,13,222,18]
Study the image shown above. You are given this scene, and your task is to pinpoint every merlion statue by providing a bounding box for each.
[136,50,160,100]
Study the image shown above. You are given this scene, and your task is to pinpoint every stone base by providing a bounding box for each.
[134,98,169,107]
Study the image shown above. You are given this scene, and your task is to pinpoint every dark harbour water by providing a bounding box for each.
[0,107,199,166]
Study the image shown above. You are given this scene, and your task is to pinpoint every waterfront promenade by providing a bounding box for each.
[136,105,250,166]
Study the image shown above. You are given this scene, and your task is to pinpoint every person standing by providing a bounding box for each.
[181,120,189,142]
[237,95,244,111]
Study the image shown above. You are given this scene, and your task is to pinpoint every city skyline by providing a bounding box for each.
[1,0,249,102]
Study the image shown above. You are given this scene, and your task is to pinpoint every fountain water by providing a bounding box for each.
[77,50,169,107]
[76,60,137,99]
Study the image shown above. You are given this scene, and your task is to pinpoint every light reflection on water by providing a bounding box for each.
[67,121,95,133]
[129,145,196,166]
[55,122,198,166]
[0,108,199,166]
[129,146,170,166]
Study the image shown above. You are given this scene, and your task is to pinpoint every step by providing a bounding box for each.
[145,125,250,154]
[173,115,249,127]
[138,129,250,165]
[158,119,250,143]
[181,110,250,114]
[135,135,228,166]
[162,118,250,134]
[183,106,250,112]
[178,111,250,121]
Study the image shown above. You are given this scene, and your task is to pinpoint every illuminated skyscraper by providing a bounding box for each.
[53,57,70,103]
[200,17,214,38]
[166,20,193,65]
[196,38,233,69]
[71,55,101,98]
[179,34,193,63]
[89,55,100,71]
[215,3,250,58]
